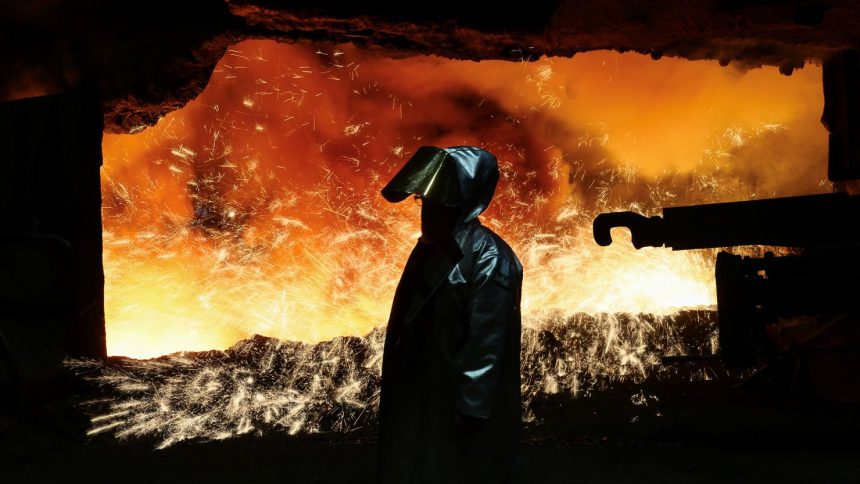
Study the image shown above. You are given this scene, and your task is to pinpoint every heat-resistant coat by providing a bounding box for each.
[377,147,525,484]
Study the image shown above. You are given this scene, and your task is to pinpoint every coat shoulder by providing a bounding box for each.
[470,224,519,261]
[466,224,523,286]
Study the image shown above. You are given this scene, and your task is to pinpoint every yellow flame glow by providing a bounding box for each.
[101,41,827,358]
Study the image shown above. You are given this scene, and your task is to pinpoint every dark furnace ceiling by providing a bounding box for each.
[2,0,859,133]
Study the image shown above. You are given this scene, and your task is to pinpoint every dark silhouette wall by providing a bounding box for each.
[0,82,106,360]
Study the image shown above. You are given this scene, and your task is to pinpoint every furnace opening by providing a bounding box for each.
[100,39,828,359]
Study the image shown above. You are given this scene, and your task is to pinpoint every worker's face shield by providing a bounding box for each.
[381,146,463,207]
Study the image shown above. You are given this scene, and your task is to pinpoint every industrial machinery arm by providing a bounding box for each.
[593,192,860,250]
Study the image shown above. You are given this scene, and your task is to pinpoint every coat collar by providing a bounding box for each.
[453,219,480,250]
[402,230,469,327]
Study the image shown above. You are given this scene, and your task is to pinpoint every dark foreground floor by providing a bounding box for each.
[3,378,860,484]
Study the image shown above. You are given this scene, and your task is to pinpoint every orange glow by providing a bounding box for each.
[101,40,827,358]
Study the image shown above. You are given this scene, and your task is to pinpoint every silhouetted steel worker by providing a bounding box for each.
[377,146,525,483]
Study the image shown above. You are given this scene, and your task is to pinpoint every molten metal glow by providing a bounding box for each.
[88,42,827,446]
[101,41,827,359]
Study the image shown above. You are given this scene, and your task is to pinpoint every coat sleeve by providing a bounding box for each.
[455,242,515,419]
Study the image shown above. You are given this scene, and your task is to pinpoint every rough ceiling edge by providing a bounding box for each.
[99,0,860,133]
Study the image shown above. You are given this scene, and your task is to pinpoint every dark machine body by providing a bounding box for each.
[593,193,860,367]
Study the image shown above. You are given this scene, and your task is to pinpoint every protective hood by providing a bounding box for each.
[382,145,499,223]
